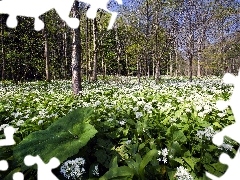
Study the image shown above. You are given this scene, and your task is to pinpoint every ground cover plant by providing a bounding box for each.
[0,76,237,179]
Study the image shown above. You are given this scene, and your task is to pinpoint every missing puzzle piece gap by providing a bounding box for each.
[0,160,8,171]
[0,126,16,146]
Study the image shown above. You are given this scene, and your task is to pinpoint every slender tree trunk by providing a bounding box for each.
[1,15,5,81]
[189,52,193,82]
[137,58,141,84]
[85,19,89,80]
[125,53,129,76]
[71,1,82,95]
[92,18,98,81]
[197,57,201,77]
[169,52,173,76]
[88,20,92,82]
[116,28,121,76]
[43,16,50,82]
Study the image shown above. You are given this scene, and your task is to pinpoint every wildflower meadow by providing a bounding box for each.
[0,76,237,179]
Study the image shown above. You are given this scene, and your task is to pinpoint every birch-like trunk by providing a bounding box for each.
[71,1,82,95]
[43,16,50,82]
[92,18,98,81]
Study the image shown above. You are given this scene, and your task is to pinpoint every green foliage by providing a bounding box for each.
[0,77,236,179]
[4,107,97,179]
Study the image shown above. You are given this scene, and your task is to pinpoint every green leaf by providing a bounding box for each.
[173,157,184,165]
[109,156,118,169]
[213,122,222,128]
[126,158,137,171]
[173,130,187,143]
[99,166,134,180]
[139,149,158,177]
[167,169,176,180]
[182,157,197,170]
[228,115,235,121]
[13,108,97,170]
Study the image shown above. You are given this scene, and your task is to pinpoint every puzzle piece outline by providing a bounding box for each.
[206,71,240,179]
[0,0,122,31]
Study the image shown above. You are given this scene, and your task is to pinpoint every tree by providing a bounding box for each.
[71,1,82,95]
[43,15,50,82]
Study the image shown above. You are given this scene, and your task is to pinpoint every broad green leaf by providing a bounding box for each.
[13,108,97,169]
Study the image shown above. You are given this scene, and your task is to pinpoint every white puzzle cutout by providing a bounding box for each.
[0,126,16,171]
[0,126,60,179]
[80,0,123,30]
[24,155,60,180]
[206,71,240,179]
[0,0,122,31]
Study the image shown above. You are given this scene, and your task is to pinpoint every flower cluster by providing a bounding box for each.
[60,157,86,179]
[175,166,193,180]
[196,126,216,140]
[157,148,170,164]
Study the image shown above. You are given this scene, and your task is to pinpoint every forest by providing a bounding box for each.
[0,0,240,180]
[0,0,240,87]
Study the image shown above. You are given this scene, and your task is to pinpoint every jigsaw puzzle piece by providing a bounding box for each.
[206,149,240,180]
[79,0,122,29]
[55,1,80,29]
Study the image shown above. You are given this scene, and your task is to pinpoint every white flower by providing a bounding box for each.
[175,166,193,180]
[135,112,143,119]
[16,120,24,126]
[162,148,169,157]
[132,107,138,112]
[107,118,113,122]
[217,112,225,117]
[0,124,9,131]
[94,100,101,106]
[157,158,161,162]
[38,120,44,125]
[198,112,205,118]
[119,120,126,126]
[162,157,167,164]
[218,143,233,151]
[92,164,99,176]
[195,105,202,111]
[196,126,216,140]
[11,111,23,118]
[60,157,86,179]
[126,140,131,145]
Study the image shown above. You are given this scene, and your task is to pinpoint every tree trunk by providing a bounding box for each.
[71,1,82,95]
[169,52,173,76]
[86,19,89,80]
[88,20,92,82]
[43,16,50,82]
[92,18,98,81]
[125,53,129,76]
[1,15,5,81]
[116,28,121,76]
[63,23,69,79]
[189,53,193,82]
